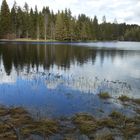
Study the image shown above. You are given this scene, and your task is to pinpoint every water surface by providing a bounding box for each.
[0,41,140,118]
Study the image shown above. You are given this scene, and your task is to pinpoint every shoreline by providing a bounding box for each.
[0,39,122,43]
[0,39,139,43]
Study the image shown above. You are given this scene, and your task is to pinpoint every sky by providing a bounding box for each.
[1,0,140,25]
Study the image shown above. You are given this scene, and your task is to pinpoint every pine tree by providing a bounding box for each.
[29,8,34,38]
[16,6,24,38]
[93,16,98,40]
[55,12,64,40]
[11,1,17,37]
[23,2,30,38]
[0,0,11,38]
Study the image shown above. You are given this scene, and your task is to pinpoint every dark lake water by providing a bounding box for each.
[0,41,140,118]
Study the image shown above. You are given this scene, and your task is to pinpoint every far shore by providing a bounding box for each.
[0,39,139,44]
[0,38,128,43]
[0,38,58,43]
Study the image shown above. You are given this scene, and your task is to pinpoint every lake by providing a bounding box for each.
[0,41,140,118]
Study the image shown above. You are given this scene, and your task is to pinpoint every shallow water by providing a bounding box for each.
[0,41,140,118]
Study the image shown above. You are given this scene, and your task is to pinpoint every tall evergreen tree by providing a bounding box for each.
[0,0,11,38]
[11,1,17,37]
[55,12,64,40]
[93,16,99,40]
[16,6,24,38]
[23,2,30,38]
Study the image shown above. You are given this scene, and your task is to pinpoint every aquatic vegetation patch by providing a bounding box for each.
[21,119,59,138]
[73,111,140,139]
[118,95,131,102]
[118,95,140,106]
[98,92,111,99]
[0,106,140,140]
[0,106,59,140]
[72,113,97,134]
[109,111,140,139]
[97,118,116,129]
[109,111,125,119]
[121,116,140,139]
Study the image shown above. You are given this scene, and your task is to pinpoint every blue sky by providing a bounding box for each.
[1,0,140,25]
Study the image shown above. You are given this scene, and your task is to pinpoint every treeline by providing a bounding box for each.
[0,0,140,41]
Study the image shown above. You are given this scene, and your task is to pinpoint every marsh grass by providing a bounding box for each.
[118,95,140,105]
[0,107,140,140]
[72,113,97,134]
[98,92,111,99]
[21,119,58,138]
[118,95,131,102]
[73,111,140,139]
[0,107,59,140]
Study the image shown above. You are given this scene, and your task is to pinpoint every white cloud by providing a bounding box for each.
[0,0,140,25]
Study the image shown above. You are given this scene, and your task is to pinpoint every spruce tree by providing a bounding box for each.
[93,16,98,40]
[0,0,11,38]
[11,1,17,37]
[55,12,64,40]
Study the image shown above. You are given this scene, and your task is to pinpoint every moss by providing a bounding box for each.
[98,92,111,99]
[118,95,131,102]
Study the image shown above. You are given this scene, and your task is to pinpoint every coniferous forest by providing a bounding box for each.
[0,0,140,41]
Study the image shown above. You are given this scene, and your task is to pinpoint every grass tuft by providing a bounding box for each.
[118,95,131,102]
[98,92,111,99]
